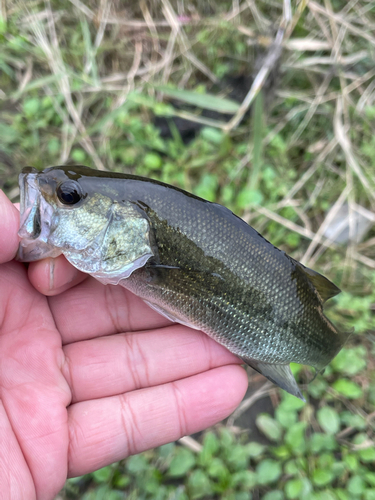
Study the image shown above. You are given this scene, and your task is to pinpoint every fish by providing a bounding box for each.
[17,165,350,400]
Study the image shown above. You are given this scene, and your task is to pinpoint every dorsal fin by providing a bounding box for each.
[290,258,341,303]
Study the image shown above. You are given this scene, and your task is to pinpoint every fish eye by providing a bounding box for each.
[57,181,83,205]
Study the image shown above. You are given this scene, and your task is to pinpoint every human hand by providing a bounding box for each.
[0,189,247,500]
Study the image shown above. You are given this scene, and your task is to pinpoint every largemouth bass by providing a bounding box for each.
[17,165,350,400]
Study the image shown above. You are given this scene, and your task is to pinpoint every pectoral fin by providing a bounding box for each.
[143,300,200,331]
[241,356,305,401]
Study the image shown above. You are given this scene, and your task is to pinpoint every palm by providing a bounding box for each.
[0,193,247,500]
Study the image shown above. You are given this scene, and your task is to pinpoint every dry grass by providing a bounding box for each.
[2,0,375,277]
[1,2,375,497]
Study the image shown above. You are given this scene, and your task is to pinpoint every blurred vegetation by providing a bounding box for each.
[1,0,375,499]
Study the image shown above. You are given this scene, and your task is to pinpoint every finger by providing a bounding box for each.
[49,277,172,344]
[0,190,20,263]
[67,364,247,476]
[0,262,71,500]
[63,325,242,403]
[0,401,36,500]
[28,255,88,296]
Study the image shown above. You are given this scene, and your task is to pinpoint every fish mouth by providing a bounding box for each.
[17,168,62,262]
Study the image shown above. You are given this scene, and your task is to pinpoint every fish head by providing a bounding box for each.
[17,166,154,284]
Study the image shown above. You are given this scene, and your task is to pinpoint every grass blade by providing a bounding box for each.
[153,85,240,114]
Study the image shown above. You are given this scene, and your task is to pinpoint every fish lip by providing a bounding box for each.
[17,170,62,262]
[18,171,39,237]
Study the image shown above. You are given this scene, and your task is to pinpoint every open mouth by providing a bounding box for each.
[18,168,40,240]
[17,168,62,262]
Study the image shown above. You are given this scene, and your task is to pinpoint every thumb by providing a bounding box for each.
[0,190,20,264]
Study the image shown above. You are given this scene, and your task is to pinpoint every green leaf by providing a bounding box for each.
[285,232,301,248]
[317,406,340,435]
[198,433,219,468]
[92,465,113,483]
[219,428,235,449]
[281,393,306,411]
[330,347,367,375]
[23,97,40,117]
[231,470,257,490]
[0,16,6,35]
[126,454,149,473]
[284,459,299,475]
[187,469,213,499]
[335,489,350,500]
[312,469,334,486]
[311,491,337,500]
[365,106,375,119]
[246,441,265,458]
[273,445,291,460]
[194,173,218,201]
[285,478,303,499]
[144,152,163,170]
[344,454,359,471]
[256,459,282,485]
[308,378,328,399]
[201,431,219,457]
[309,433,337,453]
[233,493,252,500]
[0,122,19,144]
[317,453,335,469]
[143,470,162,494]
[285,422,307,455]
[113,474,130,488]
[364,490,375,500]
[154,85,240,114]
[226,444,251,471]
[237,188,263,208]
[81,485,123,500]
[153,102,175,116]
[48,138,60,155]
[207,457,228,478]
[256,414,283,442]
[331,461,346,477]
[200,127,225,144]
[158,442,175,458]
[168,447,196,477]
[340,411,366,430]
[347,476,366,495]
[365,473,375,486]
[353,432,369,446]
[275,406,298,428]
[359,447,375,463]
[71,149,86,162]
[332,379,363,399]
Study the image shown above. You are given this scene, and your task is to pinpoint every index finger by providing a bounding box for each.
[0,190,20,263]
[48,277,173,344]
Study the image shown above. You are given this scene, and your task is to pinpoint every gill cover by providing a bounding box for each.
[63,199,154,284]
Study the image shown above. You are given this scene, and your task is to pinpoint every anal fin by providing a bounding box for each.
[241,356,305,401]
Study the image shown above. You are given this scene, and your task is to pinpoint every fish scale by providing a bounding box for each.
[17,165,351,400]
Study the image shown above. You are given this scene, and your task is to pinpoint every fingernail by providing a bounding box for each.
[49,257,56,290]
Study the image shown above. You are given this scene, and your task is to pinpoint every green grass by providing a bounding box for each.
[1,1,375,499]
